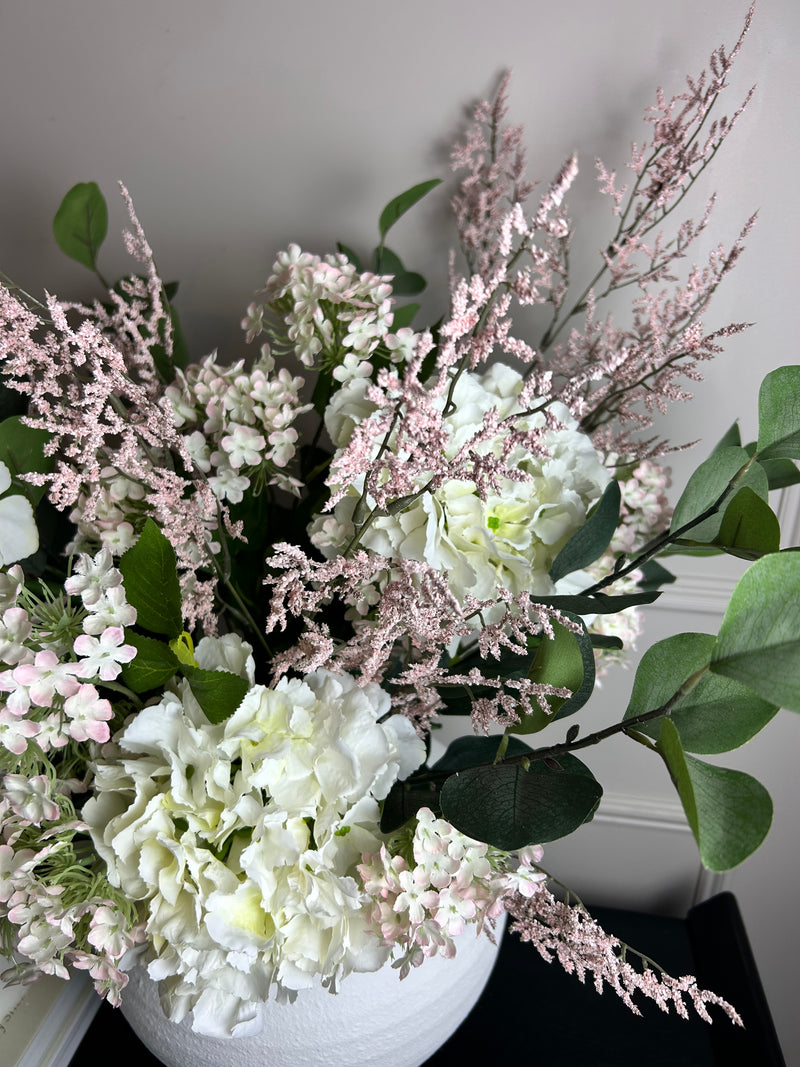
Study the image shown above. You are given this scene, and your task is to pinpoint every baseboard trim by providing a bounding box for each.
[3,970,100,1067]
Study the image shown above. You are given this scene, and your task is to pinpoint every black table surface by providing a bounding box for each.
[70,893,785,1067]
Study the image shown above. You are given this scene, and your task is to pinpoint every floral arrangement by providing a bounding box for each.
[0,4,797,1040]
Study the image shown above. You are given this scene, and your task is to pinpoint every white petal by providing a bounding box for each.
[0,495,38,566]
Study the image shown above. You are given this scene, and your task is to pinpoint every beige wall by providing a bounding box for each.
[1,0,798,1057]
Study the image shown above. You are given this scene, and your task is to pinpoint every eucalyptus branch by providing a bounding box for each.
[580,455,754,595]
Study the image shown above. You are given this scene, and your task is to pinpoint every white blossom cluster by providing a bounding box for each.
[243,243,396,376]
[84,645,426,1037]
[358,810,545,978]
[163,347,311,501]
[0,550,136,758]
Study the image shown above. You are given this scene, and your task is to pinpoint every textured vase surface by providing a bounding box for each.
[121,916,504,1067]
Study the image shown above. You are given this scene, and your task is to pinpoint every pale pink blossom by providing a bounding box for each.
[73,627,136,681]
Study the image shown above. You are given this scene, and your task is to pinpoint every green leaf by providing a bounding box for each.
[53,182,108,272]
[657,718,772,871]
[670,447,768,544]
[512,614,595,734]
[391,271,426,296]
[120,631,180,693]
[181,665,250,724]
[742,442,800,490]
[0,417,54,506]
[336,242,363,272]
[311,367,335,418]
[373,246,403,274]
[390,303,420,330]
[550,481,621,583]
[118,519,183,638]
[378,178,441,241]
[589,633,624,650]
[756,366,800,461]
[531,590,660,614]
[711,552,800,710]
[151,304,189,378]
[636,560,676,593]
[432,735,533,773]
[372,246,427,295]
[713,486,780,560]
[712,422,741,452]
[380,774,442,833]
[625,632,778,753]
[440,758,602,849]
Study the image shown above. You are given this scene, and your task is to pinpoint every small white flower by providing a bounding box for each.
[73,627,137,681]
[64,549,122,607]
[0,606,33,665]
[0,708,39,755]
[81,585,137,634]
[332,353,373,383]
[3,774,60,824]
[208,462,250,504]
[99,522,137,555]
[220,424,267,469]
[62,683,113,742]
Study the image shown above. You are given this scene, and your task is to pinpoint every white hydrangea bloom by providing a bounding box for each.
[83,642,425,1038]
[313,363,611,610]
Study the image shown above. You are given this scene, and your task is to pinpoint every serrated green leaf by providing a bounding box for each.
[53,182,108,272]
[378,179,441,240]
[625,632,778,753]
[0,417,54,506]
[120,631,180,693]
[670,447,768,544]
[657,718,772,871]
[182,665,250,724]
[511,614,594,734]
[440,758,602,849]
[713,486,780,560]
[711,552,800,710]
[118,519,183,637]
[756,366,800,461]
[550,481,621,583]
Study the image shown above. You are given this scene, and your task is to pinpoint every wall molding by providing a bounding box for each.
[594,791,691,834]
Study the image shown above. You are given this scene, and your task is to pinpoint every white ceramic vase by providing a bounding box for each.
[120,916,504,1067]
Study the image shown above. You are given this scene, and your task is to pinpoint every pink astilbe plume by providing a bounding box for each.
[0,272,237,632]
[445,9,756,461]
[450,73,574,314]
[505,886,743,1026]
[265,545,576,733]
[55,184,176,399]
[541,6,756,453]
